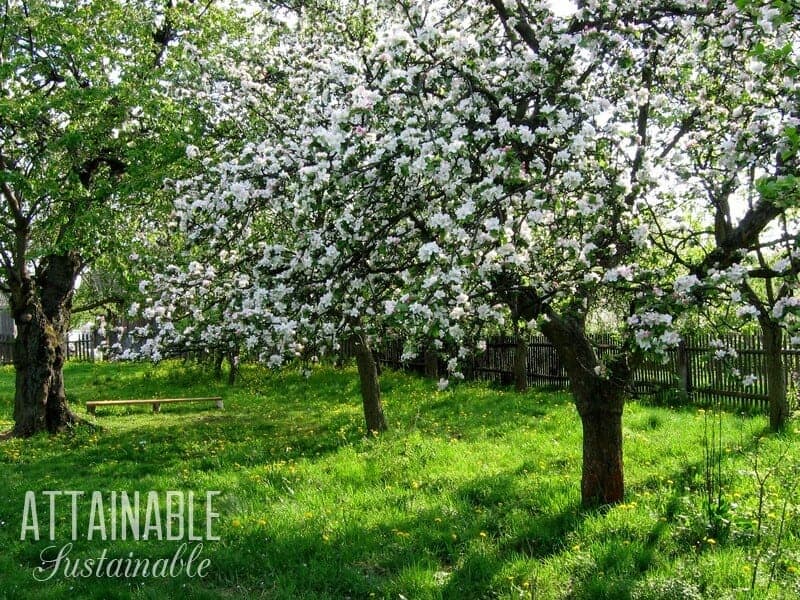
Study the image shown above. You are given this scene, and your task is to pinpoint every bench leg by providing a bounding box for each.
[215,399,224,409]
[87,405,95,416]
[152,403,160,414]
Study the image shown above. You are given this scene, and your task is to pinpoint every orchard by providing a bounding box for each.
[128,0,799,505]
[1,1,799,597]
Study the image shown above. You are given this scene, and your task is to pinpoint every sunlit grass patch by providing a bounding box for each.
[0,360,797,599]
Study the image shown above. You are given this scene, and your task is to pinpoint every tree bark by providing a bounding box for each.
[761,318,788,431]
[227,351,238,385]
[11,253,82,437]
[423,345,438,379]
[540,310,630,507]
[213,351,224,379]
[514,335,528,393]
[579,401,625,505]
[353,333,388,434]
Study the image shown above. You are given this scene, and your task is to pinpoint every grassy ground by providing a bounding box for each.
[0,360,798,599]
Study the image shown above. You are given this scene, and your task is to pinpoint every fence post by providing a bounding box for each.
[677,339,691,396]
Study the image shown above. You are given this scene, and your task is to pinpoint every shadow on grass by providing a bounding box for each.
[4,362,786,599]
[567,422,773,599]
[10,408,367,487]
[567,505,676,599]
[207,469,589,599]
[0,363,573,506]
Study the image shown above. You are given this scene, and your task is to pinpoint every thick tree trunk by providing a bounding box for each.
[514,335,528,393]
[13,308,61,435]
[353,333,388,434]
[11,253,81,437]
[761,319,788,431]
[540,310,630,507]
[579,402,624,505]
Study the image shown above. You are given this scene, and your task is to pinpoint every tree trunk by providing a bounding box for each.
[761,319,788,431]
[213,351,224,379]
[514,335,528,393]
[353,333,387,434]
[579,403,624,505]
[423,345,438,379]
[540,310,631,507]
[11,253,82,437]
[227,351,238,385]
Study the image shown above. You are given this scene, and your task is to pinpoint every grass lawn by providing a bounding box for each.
[0,360,798,599]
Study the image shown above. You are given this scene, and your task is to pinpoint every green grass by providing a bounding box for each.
[0,361,799,599]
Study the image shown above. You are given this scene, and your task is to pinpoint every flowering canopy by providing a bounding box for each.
[133,0,799,377]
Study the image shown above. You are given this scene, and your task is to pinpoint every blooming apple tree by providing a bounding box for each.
[136,0,799,505]
[639,1,800,430]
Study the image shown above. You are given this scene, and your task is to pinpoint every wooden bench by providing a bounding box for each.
[86,397,224,416]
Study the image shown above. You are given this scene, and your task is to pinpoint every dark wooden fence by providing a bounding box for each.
[376,333,800,412]
[1,329,797,412]
[0,335,13,364]
[66,332,99,361]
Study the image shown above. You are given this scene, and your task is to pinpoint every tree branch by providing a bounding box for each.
[486,0,540,53]
[72,295,125,315]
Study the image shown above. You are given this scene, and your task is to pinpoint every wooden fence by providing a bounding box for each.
[66,333,99,361]
[0,335,12,364]
[0,329,797,412]
[0,332,99,365]
[376,333,800,412]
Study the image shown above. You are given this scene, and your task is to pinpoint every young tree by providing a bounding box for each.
[132,4,415,434]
